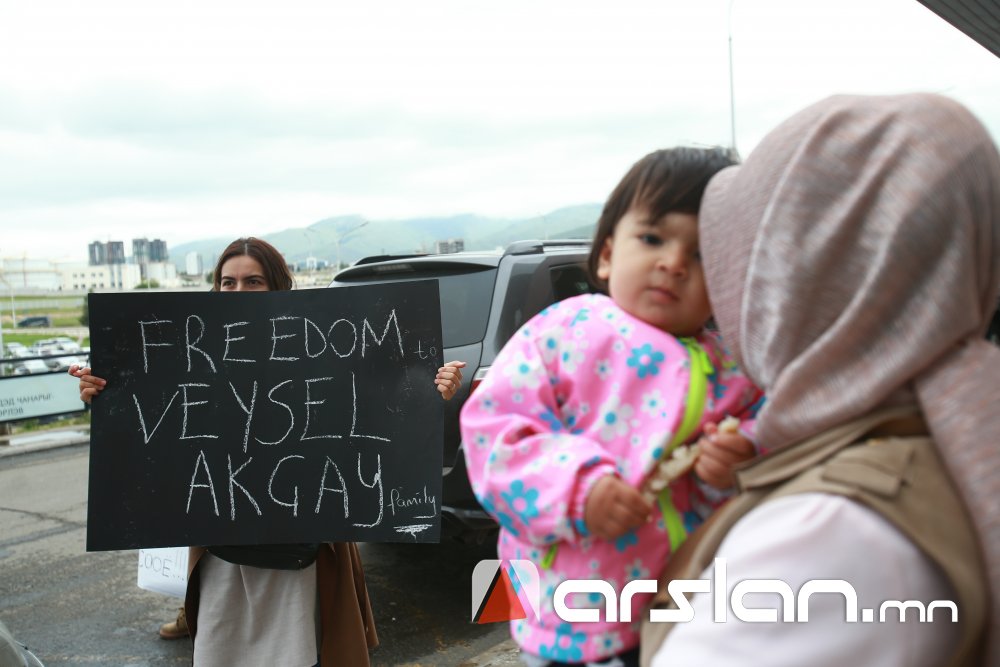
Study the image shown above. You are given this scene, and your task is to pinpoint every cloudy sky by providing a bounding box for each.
[2,0,999,262]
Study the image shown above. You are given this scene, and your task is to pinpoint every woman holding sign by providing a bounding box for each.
[71,236,465,667]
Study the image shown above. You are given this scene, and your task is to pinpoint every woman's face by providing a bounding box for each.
[219,255,270,292]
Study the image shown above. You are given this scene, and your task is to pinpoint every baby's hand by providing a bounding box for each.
[69,365,107,404]
[693,420,755,490]
[584,475,652,541]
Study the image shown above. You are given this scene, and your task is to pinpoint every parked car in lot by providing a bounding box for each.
[3,342,29,358]
[17,316,51,328]
[47,337,82,353]
[28,343,61,361]
[12,359,51,375]
[44,355,86,372]
[7,338,86,371]
[329,239,596,541]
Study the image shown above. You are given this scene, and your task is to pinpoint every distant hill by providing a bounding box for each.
[170,204,602,272]
[471,204,599,250]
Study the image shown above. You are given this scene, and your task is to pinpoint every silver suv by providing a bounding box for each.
[329,239,595,541]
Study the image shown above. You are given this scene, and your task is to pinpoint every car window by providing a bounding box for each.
[437,270,498,346]
[550,264,596,301]
[335,267,498,348]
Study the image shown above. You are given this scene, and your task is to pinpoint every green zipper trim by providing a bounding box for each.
[658,337,713,553]
[669,337,713,450]
[544,337,715,567]
[659,491,688,551]
[541,545,557,570]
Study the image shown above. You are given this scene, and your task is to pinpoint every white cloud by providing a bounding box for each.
[0,0,997,261]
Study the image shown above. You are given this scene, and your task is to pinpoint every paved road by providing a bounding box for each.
[0,444,509,666]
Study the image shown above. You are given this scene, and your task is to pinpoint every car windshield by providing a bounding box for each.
[336,267,497,348]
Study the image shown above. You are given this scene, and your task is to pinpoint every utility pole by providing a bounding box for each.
[728,0,738,153]
[334,221,370,274]
[0,265,6,427]
[0,272,11,358]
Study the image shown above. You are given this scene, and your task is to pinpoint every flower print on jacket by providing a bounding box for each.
[538,326,565,364]
[501,480,541,527]
[597,393,635,442]
[538,623,587,663]
[460,293,763,664]
[540,408,565,433]
[627,343,665,379]
[594,358,613,381]
[558,338,586,374]
[640,389,666,417]
[593,631,625,657]
[502,350,544,390]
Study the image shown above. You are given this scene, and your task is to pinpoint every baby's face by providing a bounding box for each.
[596,208,711,337]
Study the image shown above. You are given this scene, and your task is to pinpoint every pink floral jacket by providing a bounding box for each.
[460,293,762,663]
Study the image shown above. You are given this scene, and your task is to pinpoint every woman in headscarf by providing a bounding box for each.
[643,93,1000,667]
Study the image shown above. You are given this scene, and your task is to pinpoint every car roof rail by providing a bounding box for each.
[353,253,430,266]
[503,239,591,256]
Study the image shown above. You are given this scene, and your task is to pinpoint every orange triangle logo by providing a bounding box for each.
[474,564,527,624]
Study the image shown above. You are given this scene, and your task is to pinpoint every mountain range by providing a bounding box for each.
[170,204,602,272]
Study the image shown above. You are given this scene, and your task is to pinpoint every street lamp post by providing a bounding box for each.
[334,221,370,274]
[0,273,9,377]
[0,268,13,326]
[728,0,738,152]
[0,271,13,341]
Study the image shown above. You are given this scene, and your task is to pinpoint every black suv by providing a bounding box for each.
[17,316,51,328]
[329,240,595,540]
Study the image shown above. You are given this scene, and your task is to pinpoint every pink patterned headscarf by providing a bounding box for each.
[700,93,1000,660]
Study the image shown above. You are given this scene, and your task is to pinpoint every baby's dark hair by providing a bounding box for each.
[586,146,737,290]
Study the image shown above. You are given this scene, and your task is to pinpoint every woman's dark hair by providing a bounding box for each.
[586,146,737,290]
[211,237,294,292]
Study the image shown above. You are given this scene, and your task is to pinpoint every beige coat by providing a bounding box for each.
[640,410,987,667]
[185,543,379,667]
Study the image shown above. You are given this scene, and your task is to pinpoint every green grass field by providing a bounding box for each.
[11,412,90,434]
[2,332,90,348]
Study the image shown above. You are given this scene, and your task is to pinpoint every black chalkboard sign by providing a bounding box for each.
[86,281,443,550]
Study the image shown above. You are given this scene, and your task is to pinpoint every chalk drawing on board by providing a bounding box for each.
[395,524,433,540]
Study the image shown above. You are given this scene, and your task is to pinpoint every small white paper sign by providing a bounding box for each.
[137,547,188,598]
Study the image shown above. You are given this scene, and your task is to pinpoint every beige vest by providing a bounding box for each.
[640,407,988,667]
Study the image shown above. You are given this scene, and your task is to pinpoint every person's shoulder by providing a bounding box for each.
[558,292,611,312]
[528,293,610,327]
